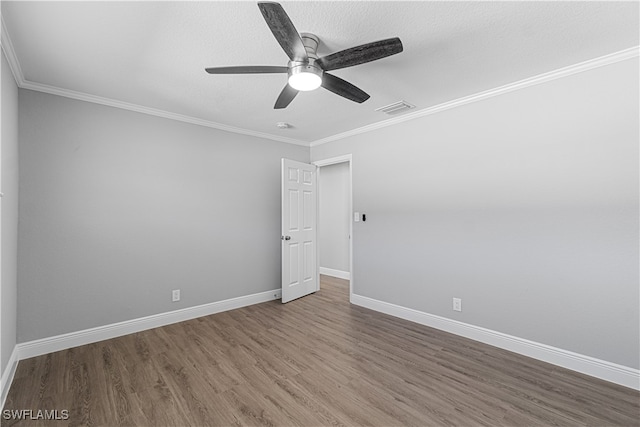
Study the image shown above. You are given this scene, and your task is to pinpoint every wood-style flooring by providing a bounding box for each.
[3,275,639,426]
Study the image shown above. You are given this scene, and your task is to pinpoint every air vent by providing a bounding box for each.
[375,100,416,115]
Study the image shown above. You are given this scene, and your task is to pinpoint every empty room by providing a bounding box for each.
[1,1,639,425]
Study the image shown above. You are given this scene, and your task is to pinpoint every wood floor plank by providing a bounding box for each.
[3,275,639,426]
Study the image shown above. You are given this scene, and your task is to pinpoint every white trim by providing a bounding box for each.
[351,293,640,391]
[313,154,354,301]
[310,46,640,147]
[17,289,280,361]
[1,346,19,410]
[0,14,20,413]
[313,154,353,167]
[319,267,350,280]
[0,15,25,87]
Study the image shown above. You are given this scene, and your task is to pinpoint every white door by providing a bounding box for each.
[281,158,318,303]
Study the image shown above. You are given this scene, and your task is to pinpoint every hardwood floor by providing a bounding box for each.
[3,275,639,426]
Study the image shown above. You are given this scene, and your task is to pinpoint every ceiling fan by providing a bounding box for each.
[205,2,403,109]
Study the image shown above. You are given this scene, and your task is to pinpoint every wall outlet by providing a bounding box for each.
[453,297,462,312]
[172,289,180,302]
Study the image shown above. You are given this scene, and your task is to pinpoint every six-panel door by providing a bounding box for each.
[281,159,317,303]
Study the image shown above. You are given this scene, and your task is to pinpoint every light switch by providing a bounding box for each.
[354,212,360,222]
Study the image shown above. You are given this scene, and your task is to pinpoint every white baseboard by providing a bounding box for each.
[351,293,640,391]
[17,289,281,361]
[1,346,19,410]
[319,267,350,280]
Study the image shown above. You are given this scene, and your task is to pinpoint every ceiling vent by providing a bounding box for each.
[375,100,416,115]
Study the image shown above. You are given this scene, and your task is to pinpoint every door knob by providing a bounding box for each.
[282,235,291,240]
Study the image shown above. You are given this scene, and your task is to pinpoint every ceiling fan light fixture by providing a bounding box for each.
[288,60,323,91]
[288,72,322,91]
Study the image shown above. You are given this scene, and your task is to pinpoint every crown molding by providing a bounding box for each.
[1,14,25,87]
[310,46,640,147]
[20,80,309,147]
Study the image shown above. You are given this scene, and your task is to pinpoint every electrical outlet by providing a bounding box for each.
[172,289,180,302]
[453,298,462,312]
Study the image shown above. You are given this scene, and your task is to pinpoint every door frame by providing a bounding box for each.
[313,154,353,303]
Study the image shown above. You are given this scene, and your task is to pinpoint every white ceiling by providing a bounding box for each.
[2,1,638,145]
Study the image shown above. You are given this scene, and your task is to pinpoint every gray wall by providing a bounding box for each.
[18,89,308,342]
[319,162,350,274]
[311,58,639,369]
[1,51,19,375]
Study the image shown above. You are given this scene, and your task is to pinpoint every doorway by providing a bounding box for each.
[314,155,353,301]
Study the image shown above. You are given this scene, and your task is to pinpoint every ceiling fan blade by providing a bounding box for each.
[258,2,308,62]
[274,84,299,109]
[321,73,370,104]
[317,37,403,71]
[205,65,288,74]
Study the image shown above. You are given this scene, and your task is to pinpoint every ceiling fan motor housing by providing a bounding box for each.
[288,33,323,89]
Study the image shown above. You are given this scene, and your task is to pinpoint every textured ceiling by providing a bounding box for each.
[2,1,638,145]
